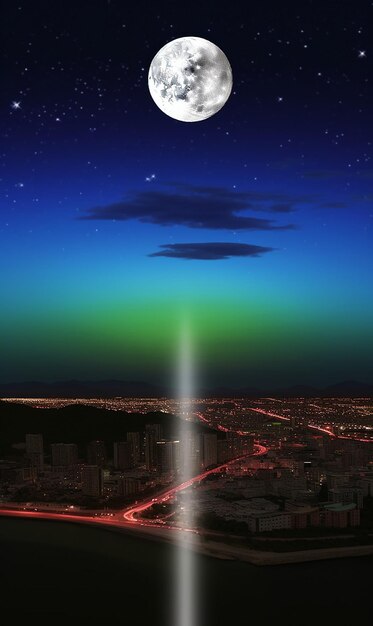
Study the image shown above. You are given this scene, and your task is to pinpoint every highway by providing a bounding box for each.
[0,506,120,526]
[0,444,267,535]
[0,427,267,537]
[249,407,336,437]
[2,399,369,542]
[249,404,373,443]
[122,442,268,529]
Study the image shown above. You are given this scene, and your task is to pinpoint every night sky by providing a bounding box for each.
[1,1,372,390]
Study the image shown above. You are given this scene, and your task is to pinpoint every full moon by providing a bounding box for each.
[148,36,233,122]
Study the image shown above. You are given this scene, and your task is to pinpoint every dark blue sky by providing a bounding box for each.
[0,1,372,388]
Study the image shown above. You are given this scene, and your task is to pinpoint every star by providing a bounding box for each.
[277,96,284,102]
[358,50,366,58]
[11,101,21,110]
[145,173,156,182]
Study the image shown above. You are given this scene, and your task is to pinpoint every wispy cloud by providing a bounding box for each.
[320,201,349,209]
[304,169,373,181]
[148,242,275,260]
[81,184,296,231]
[303,170,344,180]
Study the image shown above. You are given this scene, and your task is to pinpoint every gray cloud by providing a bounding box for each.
[270,203,295,213]
[81,184,296,231]
[357,170,373,179]
[148,242,275,260]
[320,201,349,209]
[304,170,345,180]
[304,169,373,181]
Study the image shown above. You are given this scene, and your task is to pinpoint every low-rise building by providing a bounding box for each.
[329,486,363,509]
[248,512,292,533]
[323,503,360,528]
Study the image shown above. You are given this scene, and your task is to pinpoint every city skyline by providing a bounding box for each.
[1,1,372,388]
[1,394,373,622]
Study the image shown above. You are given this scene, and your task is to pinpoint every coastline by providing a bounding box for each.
[1,507,372,566]
[197,538,373,565]
[107,522,373,566]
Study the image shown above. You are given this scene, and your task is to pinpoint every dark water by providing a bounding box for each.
[0,517,371,625]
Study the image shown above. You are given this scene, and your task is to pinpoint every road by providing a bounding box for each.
[249,403,373,443]
[0,507,119,525]
[122,442,268,528]
[122,410,267,528]
[248,406,336,437]
[0,409,268,535]
[0,444,268,536]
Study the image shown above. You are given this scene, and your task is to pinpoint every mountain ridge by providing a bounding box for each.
[0,379,372,398]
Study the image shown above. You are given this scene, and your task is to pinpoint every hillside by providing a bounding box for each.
[0,401,217,455]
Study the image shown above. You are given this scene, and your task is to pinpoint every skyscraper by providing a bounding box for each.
[145,424,162,471]
[156,440,180,474]
[118,476,142,497]
[87,440,106,467]
[217,439,229,463]
[127,431,141,466]
[180,430,202,476]
[202,433,218,469]
[51,443,78,467]
[25,433,44,471]
[113,441,133,470]
[81,465,104,497]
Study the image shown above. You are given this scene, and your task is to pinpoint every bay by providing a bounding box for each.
[0,517,371,625]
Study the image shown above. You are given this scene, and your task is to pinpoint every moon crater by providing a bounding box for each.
[148,37,233,122]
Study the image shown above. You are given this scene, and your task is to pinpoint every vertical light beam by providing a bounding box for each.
[174,317,198,626]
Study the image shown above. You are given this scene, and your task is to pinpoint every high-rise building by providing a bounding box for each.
[202,433,218,468]
[217,439,229,463]
[87,440,106,467]
[118,477,142,497]
[145,424,162,471]
[180,430,202,476]
[25,433,44,471]
[81,465,104,496]
[113,441,133,470]
[156,440,180,474]
[172,439,180,472]
[127,431,141,466]
[51,443,78,467]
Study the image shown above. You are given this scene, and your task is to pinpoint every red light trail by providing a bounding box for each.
[0,444,267,536]
[122,443,267,526]
[249,407,337,437]
[249,407,373,442]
